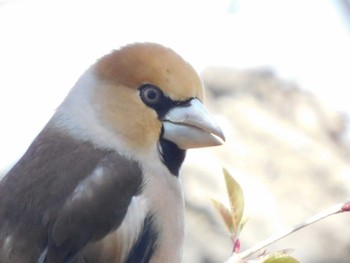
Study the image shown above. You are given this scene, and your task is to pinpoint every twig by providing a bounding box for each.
[224,200,350,263]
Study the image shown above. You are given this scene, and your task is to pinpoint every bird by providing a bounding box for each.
[0,42,225,263]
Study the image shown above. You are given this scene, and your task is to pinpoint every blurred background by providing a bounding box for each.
[1,0,350,262]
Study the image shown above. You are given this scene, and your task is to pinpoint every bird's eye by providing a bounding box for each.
[140,85,163,105]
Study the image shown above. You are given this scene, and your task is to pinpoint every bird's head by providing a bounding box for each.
[91,43,225,153]
[57,43,224,163]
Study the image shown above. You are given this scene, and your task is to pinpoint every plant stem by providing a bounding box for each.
[225,200,350,262]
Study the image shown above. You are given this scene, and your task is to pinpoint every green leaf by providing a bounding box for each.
[211,198,234,233]
[262,253,300,263]
[223,168,245,234]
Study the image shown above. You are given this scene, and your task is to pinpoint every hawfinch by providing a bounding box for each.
[0,43,225,263]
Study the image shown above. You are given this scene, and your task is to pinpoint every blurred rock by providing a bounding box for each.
[182,67,350,263]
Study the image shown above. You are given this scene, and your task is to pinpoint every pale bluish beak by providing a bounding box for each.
[162,98,225,149]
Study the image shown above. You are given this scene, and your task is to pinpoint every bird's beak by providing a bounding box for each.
[162,98,225,149]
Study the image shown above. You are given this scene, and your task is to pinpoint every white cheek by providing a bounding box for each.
[51,66,124,153]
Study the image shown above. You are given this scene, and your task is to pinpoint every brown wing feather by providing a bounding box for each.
[0,125,142,263]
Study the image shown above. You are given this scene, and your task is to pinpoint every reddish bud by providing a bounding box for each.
[342,202,350,212]
[233,239,241,253]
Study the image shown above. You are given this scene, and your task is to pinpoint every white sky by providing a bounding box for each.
[0,0,350,172]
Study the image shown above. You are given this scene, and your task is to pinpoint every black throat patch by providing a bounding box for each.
[158,138,186,176]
